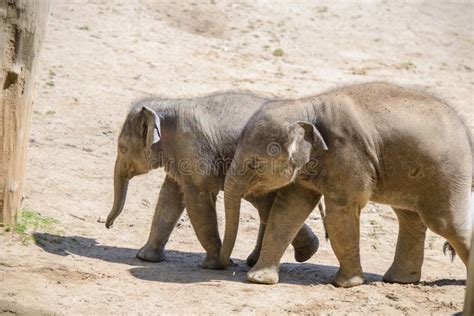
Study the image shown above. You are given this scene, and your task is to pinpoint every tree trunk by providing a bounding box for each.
[0,0,50,225]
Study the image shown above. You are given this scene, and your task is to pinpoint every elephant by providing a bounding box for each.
[104,92,321,269]
[220,82,473,287]
[465,224,474,315]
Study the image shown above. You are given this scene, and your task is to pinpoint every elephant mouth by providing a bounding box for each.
[244,188,265,198]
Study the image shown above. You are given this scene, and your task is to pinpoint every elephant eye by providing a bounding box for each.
[119,144,128,153]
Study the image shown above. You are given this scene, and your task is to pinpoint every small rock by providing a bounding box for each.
[386,293,400,301]
[141,199,151,208]
[97,216,106,223]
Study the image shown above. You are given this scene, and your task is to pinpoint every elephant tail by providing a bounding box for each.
[443,241,456,262]
[317,196,329,241]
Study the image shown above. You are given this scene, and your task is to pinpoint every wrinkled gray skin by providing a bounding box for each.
[221,82,473,287]
[105,92,320,269]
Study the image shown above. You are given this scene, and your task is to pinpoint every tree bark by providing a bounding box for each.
[0,0,50,225]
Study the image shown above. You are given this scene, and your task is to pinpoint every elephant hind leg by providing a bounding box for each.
[427,223,470,267]
[417,199,471,267]
[384,208,427,284]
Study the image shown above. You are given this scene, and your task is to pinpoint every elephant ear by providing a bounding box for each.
[140,106,161,150]
[287,121,328,169]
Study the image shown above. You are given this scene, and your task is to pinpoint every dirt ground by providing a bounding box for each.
[1,0,473,314]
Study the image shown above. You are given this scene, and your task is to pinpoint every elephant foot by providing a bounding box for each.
[333,269,364,288]
[247,265,279,284]
[383,264,421,284]
[294,235,320,263]
[246,248,260,267]
[202,255,232,270]
[137,244,166,262]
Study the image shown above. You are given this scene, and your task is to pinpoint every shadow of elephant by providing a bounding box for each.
[33,233,463,287]
[33,232,383,285]
[128,260,382,285]
[33,232,150,266]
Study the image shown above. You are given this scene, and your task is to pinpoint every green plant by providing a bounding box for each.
[402,60,416,70]
[368,219,383,240]
[272,48,284,57]
[4,209,59,245]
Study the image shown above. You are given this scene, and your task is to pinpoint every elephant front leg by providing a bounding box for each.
[246,223,266,267]
[137,176,185,262]
[325,199,364,287]
[248,185,321,284]
[383,208,427,283]
[183,185,226,269]
[247,223,319,267]
[247,193,320,267]
[245,194,274,267]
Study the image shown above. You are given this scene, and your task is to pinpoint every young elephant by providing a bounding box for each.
[220,82,473,287]
[464,227,474,315]
[105,92,321,269]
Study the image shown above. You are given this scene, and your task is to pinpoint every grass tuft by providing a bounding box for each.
[4,209,59,245]
[272,48,284,57]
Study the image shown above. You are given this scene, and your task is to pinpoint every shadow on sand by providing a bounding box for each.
[32,233,462,287]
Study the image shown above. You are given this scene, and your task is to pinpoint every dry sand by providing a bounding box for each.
[1,0,473,314]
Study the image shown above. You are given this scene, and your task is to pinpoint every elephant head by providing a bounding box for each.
[105,105,162,229]
[220,113,328,265]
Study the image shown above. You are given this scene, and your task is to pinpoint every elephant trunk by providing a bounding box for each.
[105,158,129,229]
[220,165,245,266]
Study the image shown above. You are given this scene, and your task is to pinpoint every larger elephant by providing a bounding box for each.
[105,92,321,269]
[220,82,473,287]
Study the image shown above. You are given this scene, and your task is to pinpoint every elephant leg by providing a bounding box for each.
[246,222,266,267]
[182,185,225,269]
[137,175,185,262]
[464,219,474,315]
[292,222,320,263]
[245,194,274,267]
[383,208,427,283]
[247,184,321,284]
[247,193,320,267]
[324,198,364,288]
[418,202,471,267]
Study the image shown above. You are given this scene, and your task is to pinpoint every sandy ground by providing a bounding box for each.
[1,0,473,314]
